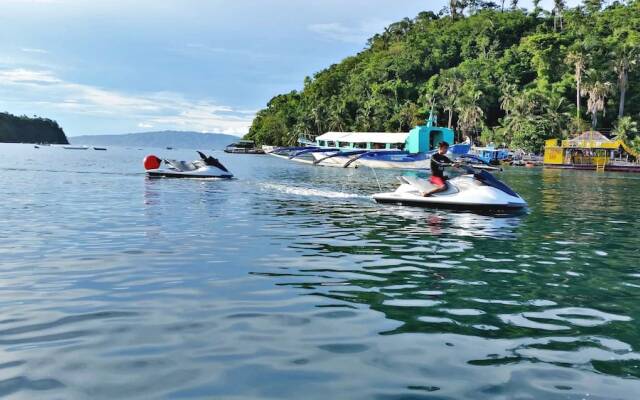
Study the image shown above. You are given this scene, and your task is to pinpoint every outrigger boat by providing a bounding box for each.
[268,114,470,170]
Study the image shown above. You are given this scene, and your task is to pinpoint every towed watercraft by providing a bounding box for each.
[144,151,233,179]
[268,113,471,170]
[372,159,526,212]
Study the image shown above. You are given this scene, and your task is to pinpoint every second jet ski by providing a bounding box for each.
[144,151,233,179]
[372,159,526,212]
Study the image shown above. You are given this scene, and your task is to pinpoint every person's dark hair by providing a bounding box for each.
[439,141,450,148]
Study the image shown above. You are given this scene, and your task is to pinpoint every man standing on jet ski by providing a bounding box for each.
[422,141,457,197]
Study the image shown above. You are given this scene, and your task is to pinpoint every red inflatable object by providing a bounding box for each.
[144,155,161,170]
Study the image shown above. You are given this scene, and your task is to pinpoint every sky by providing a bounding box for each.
[0,0,581,137]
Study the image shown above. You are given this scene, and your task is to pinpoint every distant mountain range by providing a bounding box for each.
[70,130,240,149]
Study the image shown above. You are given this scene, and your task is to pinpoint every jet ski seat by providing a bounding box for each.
[399,176,460,196]
[165,160,199,172]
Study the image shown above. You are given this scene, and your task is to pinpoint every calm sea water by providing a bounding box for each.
[1,143,639,399]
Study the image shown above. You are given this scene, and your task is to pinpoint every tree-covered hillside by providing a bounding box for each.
[0,112,69,144]
[246,0,640,153]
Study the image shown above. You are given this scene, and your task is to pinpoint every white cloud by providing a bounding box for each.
[21,48,49,54]
[0,68,60,84]
[308,19,391,44]
[0,68,253,135]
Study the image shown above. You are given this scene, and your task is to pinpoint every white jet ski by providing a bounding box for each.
[372,160,526,212]
[145,151,233,179]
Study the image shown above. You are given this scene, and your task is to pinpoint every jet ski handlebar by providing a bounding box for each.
[434,159,502,173]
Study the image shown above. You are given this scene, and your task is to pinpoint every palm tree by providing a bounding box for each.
[612,116,638,144]
[565,51,587,123]
[327,109,344,132]
[499,83,518,117]
[581,71,613,129]
[553,0,566,31]
[531,0,542,16]
[584,0,603,14]
[311,105,326,134]
[450,0,457,19]
[356,102,375,132]
[440,70,463,129]
[456,90,484,140]
[499,91,539,145]
[545,96,571,139]
[397,102,421,132]
[611,30,639,118]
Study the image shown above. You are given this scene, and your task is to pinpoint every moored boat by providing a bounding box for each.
[544,131,640,173]
[268,114,470,170]
[224,140,265,154]
[469,145,511,165]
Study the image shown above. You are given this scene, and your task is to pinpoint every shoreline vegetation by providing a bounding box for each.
[0,112,69,145]
[246,0,640,154]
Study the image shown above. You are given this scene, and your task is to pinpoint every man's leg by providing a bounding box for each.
[422,184,446,197]
[422,176,446,197]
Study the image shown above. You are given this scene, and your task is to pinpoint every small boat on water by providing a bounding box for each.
[144,151,233,179]
[224,140,265,154]
[469,145,511,165]
[63,145,89,150]
[268,114,470,170]
[93,147,107,151]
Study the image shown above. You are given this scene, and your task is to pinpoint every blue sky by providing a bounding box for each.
[0,0,581,136]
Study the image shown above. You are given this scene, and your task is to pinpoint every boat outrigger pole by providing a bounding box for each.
[313,150,368,165]
[342,151,376,168]
[288,148,334,160]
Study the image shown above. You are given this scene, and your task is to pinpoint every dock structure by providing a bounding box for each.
[544,131,640,173]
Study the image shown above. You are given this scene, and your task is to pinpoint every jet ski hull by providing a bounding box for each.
[373,193,526,212]
[144,152,234,179]
[372,175,527,213]
[146,168,233,179]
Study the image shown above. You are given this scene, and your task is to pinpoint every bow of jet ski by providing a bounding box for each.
[144,151,233,179]
[372,160,526,213]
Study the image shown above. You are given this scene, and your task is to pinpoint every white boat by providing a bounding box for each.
[63,145,89,150]
[268,114,471,170]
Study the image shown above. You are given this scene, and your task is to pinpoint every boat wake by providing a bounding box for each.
[260,182,366,199]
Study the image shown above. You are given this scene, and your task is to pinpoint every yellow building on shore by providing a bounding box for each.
[544,131,640,173]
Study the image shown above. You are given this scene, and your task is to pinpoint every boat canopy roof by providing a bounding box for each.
[568,131,611,146]
[316,131,409,144]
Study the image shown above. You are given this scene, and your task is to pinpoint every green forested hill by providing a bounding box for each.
[0,112,69,144]
[246,1,640,152]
